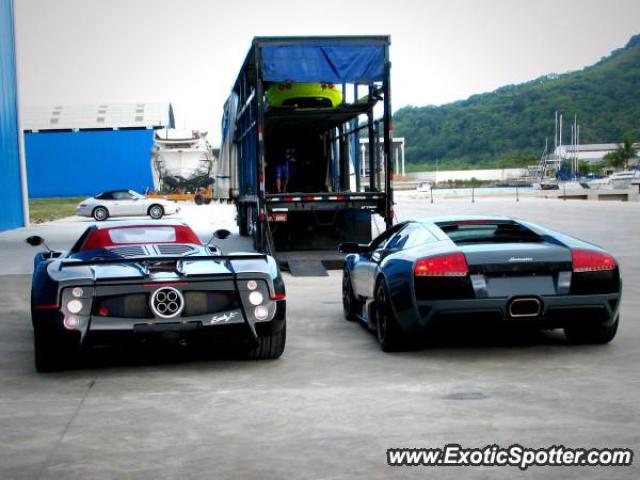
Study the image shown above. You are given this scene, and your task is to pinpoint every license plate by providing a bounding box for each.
[270,213,288,222]
[134,322,201,333]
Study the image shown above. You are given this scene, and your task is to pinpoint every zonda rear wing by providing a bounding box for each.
[59,254,269,270]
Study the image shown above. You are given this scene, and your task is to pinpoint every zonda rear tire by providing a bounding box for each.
[33,324,71,372]
[246,321,286,359]
[564,316,619,345]
[375,281,406,352]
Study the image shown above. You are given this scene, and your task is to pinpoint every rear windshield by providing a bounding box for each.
[438,221,541,245]
[108,227,176,244]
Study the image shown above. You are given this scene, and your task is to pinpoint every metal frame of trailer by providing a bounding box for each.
[229,36,394,260]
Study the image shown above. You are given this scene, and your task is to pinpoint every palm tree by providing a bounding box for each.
[604,135,638,170]
[617,135,637,169]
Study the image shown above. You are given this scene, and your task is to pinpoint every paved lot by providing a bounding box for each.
[1,196,639,479]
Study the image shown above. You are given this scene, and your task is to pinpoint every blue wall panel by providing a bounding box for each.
[25,129,155,198]
[0,0,24,230]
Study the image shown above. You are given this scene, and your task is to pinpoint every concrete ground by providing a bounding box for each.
[0,196,639,479]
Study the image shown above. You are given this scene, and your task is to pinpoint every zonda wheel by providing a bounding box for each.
[564,316,619,345]
[148,205,164,219]
[92,206,109,221]
[375,281,406,352]
[342,269,361,321]
[246,321,286,359]
[33,324,71,372]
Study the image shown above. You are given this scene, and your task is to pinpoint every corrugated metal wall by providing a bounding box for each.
[25,129,155,198]
[0,0,24,231]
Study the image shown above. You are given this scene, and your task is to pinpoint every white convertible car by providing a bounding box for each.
[76,190,180,221]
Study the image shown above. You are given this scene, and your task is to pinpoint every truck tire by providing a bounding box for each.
[203,197,212,205]
[194,194,204,205]
[238,206,248,236]
[246,322,286,359]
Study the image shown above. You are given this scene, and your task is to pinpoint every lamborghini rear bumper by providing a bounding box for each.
[399,293,620,334]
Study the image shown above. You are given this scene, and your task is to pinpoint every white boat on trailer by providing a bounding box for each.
[151,129,216,194]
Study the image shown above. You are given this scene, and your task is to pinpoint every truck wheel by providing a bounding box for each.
[238,206,248,236]
[342,269,362,321]
[375,280,406,352]
[203,197,212,205]
[148,204,164,219]
[33,324,71,372]
[564,316,619,345]
[92,206,109,221]
[246,322,286,359]
[194,194,204,205]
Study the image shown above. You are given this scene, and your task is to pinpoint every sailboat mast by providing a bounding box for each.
[573,113,580,176]
[554,111,558,150]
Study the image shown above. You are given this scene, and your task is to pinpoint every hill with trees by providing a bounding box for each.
[393,34,640,171]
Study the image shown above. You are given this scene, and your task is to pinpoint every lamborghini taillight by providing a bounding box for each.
[571,249,617,273]
[415,253,469,277]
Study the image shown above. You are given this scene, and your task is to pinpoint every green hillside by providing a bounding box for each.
[393,34,640,171]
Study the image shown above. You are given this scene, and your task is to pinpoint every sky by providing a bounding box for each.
[13,0,640,144]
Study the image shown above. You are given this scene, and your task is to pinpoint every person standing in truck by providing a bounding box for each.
[274,146,296,193]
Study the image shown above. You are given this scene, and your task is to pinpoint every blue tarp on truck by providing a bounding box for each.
[262,44,385,83]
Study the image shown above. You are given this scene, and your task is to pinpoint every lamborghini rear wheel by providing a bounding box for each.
[564,316,619,345]
[246,321,286,359]
[342,269,361,321]
[375,281,406,352]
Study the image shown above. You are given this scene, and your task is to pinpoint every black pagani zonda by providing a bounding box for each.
[28,221,286,371]
[341,217,622,351]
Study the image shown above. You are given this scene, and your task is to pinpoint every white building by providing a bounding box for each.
[359,137,405,176]
[553,143,639,164]
[409,168,528,183]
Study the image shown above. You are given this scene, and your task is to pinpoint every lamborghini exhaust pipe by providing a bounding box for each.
[507,297,542,318]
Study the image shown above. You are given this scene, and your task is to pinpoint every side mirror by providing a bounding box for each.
[26,235,45,247]
[339,242,368,254]
[213,229,231,240]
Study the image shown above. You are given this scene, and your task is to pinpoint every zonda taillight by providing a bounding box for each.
[240,279,282,322]
[415,253,469,277]
[571,249,617,273]
[66,299,83,314]
[63,315,79,330]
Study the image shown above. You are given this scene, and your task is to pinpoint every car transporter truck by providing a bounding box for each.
[214,35,395,275]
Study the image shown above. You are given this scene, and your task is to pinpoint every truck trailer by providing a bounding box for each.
[215,36,394,269]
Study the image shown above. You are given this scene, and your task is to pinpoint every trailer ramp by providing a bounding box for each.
[275,250,345,277]
[261,216,346,277]
[287,260,328,277]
